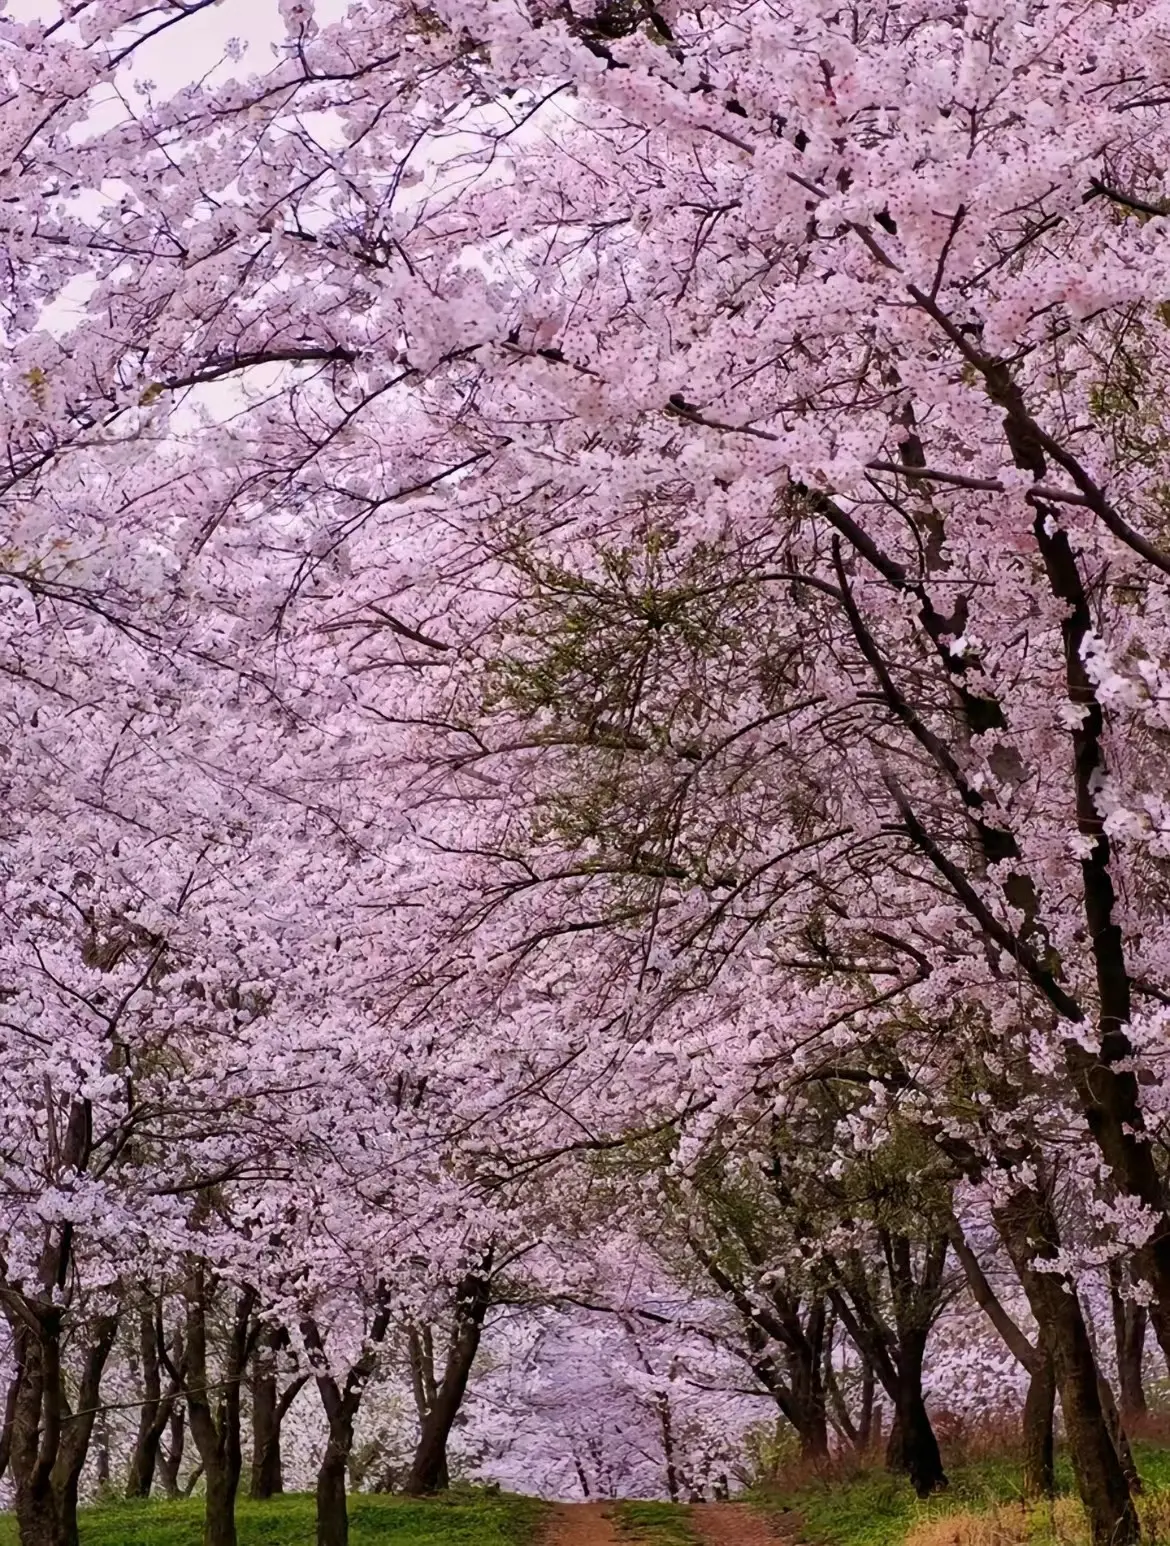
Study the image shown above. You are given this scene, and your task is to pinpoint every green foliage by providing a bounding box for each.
[744,1418,804,1483]
[613,1499,701,1543]
[0,1491,547,1546]
[1133,1441,1170,1493]
[480,524,819,894]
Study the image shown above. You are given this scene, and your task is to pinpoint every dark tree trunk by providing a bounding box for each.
[405,1325,447,1486]
[316,1417,354,1546]
[6,1308,118,1546]
[125,1416,163,1500]
[125,1306,182,1500]
[857,1356,876,1453]
[884,1348,946,1500]
[688,1236,830,1462]
[785,1301,830,1460]
[250,1331,305,1501]
[1029,511,1170,1371]
[659,1391,680,1503]
[791,1392,829,1458]
[94,1409,110,1493]
[14,1488,65,1546]
[250,1358,282,1501]
[947,1209,1055,1498]
[996,1184,1139,1546]
[822,1229,948,1497]
[203,1462,239,1546]
[404,1265,493,1496]
[1096,1373,1141,1495]
[301,1297,391,1546]
[624,1328,684,1500]
[184,1269,257,1546]
[822,1334,860,1456]
[156,1406,185,1499]
[1110,1262,1148,1424]
[1023,1353,1056,1499]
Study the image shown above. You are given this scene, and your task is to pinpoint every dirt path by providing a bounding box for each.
[543,1500,788,1545]
[543,1501,623,1545]
[689,1502,785,1544]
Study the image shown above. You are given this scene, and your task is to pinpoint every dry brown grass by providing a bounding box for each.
[754,1410,1039,1498]
[903,1493,1170,1546]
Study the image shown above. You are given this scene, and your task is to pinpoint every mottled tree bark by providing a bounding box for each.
[996,1184,1139,1546]
[5,1308,118,1546]
[249,1328,308,1501]
[302,1295,391,1546]
[184,1270,257,1546]
[404,1263,494,1496]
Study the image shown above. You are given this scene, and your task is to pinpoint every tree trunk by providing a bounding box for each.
[249,1332,306,1502]
[1022,1353,1056,1499]
[996,1185,1139,1546]
[404,1266,493,1496]
[1031,512,1170,1372]
[184,1269,256,1546]
[204,1462,239,1546]
[882,1329,945,1498]
[14,1488,66,1546]
[126,1307,182,1500]
[786,1305,830,1460]
[822,1345,859,1454]
[301,1301,391,1546]
[125,1419,164,1500]
[1110,1262,1148,1424]
[407,1405,456,1497]
[948,1209,1054,1498]
[794,1396,829,1460]
[156,1406,185,1499]
[94,1409,110,1493]
[823,1229,948,1496]
[250,1360,282,1501]
[405,1324,448,1485]
[316,1417,354,1546]
[6,1308,117,1546]
[857,1357,876,1453]
[885,1387,946,1497]
[1096,1373,1141,1495]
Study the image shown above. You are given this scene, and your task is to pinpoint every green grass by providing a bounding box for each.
[613,1500,700,1543]
[759,1456,1074,1546]
[0,1491,548,1546]
[1134,1441,1170,1492]
[761,1447,1170,1546]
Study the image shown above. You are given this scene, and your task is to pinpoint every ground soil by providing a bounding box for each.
[690,1501,784,1544]
[543,1500,785,1545]
[543,1502,623,1545]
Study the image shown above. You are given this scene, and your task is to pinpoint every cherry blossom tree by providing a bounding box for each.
[5,6,1170,1546]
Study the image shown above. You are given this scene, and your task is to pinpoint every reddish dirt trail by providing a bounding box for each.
[542,1500,787,1545]
[543,1501,623,1545]
[689,1502,785,1544]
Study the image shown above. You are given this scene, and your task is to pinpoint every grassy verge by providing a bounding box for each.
[0,1490,548,1546]
[758,1456,1072,1546]
[904,1491,1170,1546]
[613,1500,701,1544]
[759,1444,1170,1546]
